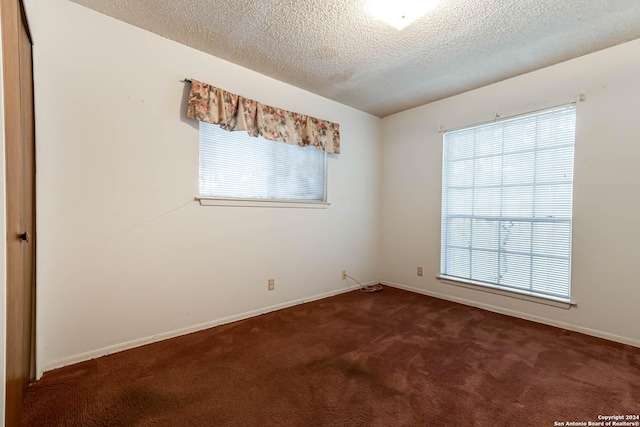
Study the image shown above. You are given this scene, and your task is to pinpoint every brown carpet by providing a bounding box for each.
[23,287,640,426]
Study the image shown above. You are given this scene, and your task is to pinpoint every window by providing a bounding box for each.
[199,121,327,202]
[440,105,576,301]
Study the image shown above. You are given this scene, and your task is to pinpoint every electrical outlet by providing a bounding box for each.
[417,267,423,277]
[268,279,275,291]
[342,270,347,280]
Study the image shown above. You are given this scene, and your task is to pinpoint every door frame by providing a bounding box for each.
[2,0,36,425]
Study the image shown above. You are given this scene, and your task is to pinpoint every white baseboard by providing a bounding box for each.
[38,283,367,378]
[381,280,640,349]
[42,279,637,378]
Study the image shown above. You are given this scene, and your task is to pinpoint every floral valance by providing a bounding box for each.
[186,79,340,154]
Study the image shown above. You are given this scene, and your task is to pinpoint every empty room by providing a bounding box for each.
[2,0,640,425]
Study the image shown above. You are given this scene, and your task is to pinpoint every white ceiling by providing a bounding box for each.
[69,0,640,117]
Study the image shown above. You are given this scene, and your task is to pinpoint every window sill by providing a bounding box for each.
[436,276,576,309]
[196,197,330,209]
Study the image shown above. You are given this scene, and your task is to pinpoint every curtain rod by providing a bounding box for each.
[439,100,580,134]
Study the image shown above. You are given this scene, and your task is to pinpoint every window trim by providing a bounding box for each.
[196,197,330,209]
[437,275,575,309]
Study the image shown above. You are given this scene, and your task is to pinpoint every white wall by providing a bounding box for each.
[24,0,382,375]
[381,37,640,346]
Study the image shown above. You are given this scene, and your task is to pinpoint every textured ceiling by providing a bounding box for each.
[69,0,640,117]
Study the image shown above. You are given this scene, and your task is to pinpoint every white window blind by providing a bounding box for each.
[440,105,576,300]
[199,121,327,201]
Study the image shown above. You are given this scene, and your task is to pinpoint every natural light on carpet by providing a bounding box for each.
[367,0,440,30]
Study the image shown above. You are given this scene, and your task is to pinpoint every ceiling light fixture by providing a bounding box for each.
[367,0,439,30]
